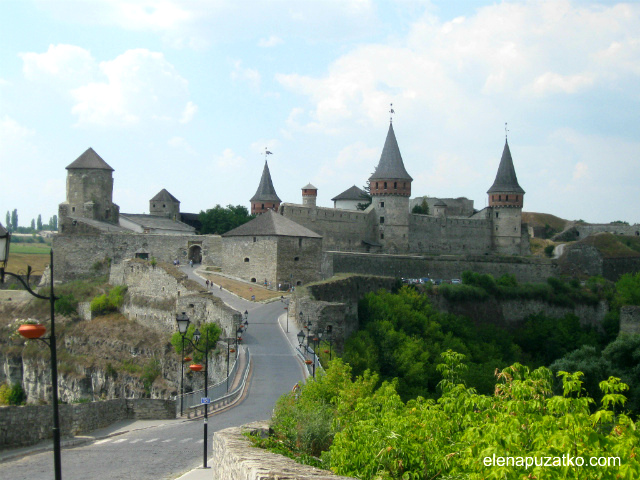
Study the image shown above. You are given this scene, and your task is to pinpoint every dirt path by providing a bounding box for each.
[197,271,285,302]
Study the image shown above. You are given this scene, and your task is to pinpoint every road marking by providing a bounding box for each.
[145,438,159,443]
[179,438,193,443]
[130,439,142,443]
[94,439,112,445]
[162,438,174,443]
[112,438,128,444]
[197,440,204,444]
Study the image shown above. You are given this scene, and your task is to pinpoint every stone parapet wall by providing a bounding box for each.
[211,422,356,480]
[409,215,492,255]
[0,398,175,449]
[326,252,556,283]
[620,306,640,336]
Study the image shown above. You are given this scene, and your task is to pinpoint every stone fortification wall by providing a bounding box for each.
[111,259,240,337]
[410,196,475,216]
[429,296,608,329]
[281,204,375,252]
[602,257,640,282]
[620,306,640,336]
[0,398,174,448]
[276,236,323,286]
[326,252,556,284]
[211,422,356,480]
[290,275,398,353]
[53,232,222,281]
[222,236,278,285]
[409,214,492,255]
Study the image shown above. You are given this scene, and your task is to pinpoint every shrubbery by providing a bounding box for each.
[0,383,26,405]
[90,285,127,315]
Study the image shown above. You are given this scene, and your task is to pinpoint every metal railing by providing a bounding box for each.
[176,346,248,416]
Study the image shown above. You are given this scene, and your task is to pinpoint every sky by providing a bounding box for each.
[1,0,639,228]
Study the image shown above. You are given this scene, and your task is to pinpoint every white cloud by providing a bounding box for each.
[231,60,261,90]
[180,101,198,124]
[529,72,594,96]
[572,162,589,180]
[20,44,97,87]
[258,35,283,48]
[69,49,190,127]
[215,148,245,169]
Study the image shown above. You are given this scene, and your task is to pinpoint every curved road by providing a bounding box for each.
[2,267,305,480]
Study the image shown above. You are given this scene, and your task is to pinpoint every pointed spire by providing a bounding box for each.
[369,123,412,181]
[487,140,525,194]
[250,160,281,203]
[66,147,114,171]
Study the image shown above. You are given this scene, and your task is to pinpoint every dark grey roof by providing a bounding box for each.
[66,148,114,171]
[67,216,128,232]
[487,141,525,194]
[151,189,180,203]
[302,183,317,190]
[250,161,281,203]
[120,214,195,232]
[434,199,447,207]
[331,185,366,201]
[222,210,321,238]
[369,123,413,181]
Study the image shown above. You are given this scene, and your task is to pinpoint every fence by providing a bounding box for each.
[176,346,249,417]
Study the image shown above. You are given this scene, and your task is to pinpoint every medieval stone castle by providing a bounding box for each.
[54,120,544,287]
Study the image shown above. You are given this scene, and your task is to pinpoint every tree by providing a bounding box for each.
[30,219,35,230]
[49,214,58,231]
[356,177,372,211]
[198,204,254,235]
[412,198,430,215]
[5,211,10,231]
[11,209,17,230]
[36,214,42,231]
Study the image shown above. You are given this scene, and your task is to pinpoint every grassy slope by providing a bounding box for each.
[522,212,569,231]
[582,233,640,258]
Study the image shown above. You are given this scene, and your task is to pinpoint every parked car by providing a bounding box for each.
[451,278,462,285]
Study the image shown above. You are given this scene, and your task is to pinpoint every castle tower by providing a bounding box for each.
[250,160,281,215]
[150,189,180,220]
[58,147,120,227]
[488,139,525,254]
[433,199,447,218]
[369,122,412,253]
[301,183,318,207]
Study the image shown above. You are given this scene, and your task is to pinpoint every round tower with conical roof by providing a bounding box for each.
[369,123,413,253]
[488,140,526,254]
[150,189,180,220]
[251,160,281,215]
[58,147,120,227]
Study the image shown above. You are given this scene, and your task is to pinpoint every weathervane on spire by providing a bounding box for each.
[505,122,509,140]
[389,103,395,124]
[264,147,273,161]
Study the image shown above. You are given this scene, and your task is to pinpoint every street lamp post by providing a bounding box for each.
[176,313,213,470]
[280,295,290,332]
[175,312,190,416]
[311,331,322,379]
[325,325,333,361]
[1,223,61,480]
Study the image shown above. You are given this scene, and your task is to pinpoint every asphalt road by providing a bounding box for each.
[1,269,304,480]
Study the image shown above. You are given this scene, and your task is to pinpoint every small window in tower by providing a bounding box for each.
[394,182,397,189]
[251,278,256,283]
[261,203,265,209]
[375,182,379,189]
[403,182,406,188]
[380,233,384,239]
[506,195,509,201]
[298,238,302,247]
[72,206,76,212]
[492,196,495,202]
[153,204,156,208]
[253,237,256,242]
[499,195,502,201]
[163,204,166,208]
[384,182,387,189]
[380,202,385,208]
[380,216,385,224]
[516,195,519,201]
[496,212,499,218]
[294,257,300,261]
[244,258,250,262]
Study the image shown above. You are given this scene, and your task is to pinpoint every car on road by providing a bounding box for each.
[451,278,462,284]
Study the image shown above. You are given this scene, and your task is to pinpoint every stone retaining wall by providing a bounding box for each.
[211,421,356,480]
[0,398,175,449]
[620,306,640,336]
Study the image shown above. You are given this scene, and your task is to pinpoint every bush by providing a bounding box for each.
[55,293,78,315]
[544,244,555,257]
[0,383,26,405]
[90,285,127,315]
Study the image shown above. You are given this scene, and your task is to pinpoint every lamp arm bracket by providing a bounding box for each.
[0,268,57,301]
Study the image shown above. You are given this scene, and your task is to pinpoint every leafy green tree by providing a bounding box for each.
[36,214,42,230]
[356,179,372,211]
[613,272,640,308]
[411,197,430,215]
[11,209,17,230]
[198,204,254,235]
[5,211,10,231]
[170,322,221,363]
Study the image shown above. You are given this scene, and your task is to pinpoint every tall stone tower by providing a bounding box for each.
[58,147,120,227]
[250,160,281,215]
[150,189,180,220]
[369,123,412,253]
[301,183,318,207]
[488,140,525,254]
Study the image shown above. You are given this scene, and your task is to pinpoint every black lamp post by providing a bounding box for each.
[311,331,322,378]
[175,313,213,470]
[325,325,333,361]
[1,223,61,480]
[175,312,190,416]
[297,329,306,356]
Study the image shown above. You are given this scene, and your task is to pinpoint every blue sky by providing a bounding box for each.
[1,0,639,227]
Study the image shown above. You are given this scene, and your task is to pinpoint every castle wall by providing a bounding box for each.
[53,233,222,281]
[409,214,492,254]
[619,306,640,336]
[280,204,375,252]
[374,195,410,253]
[111,259,240,337]
[276,236,323,286]
[326,251,557,283]
[410,196,475,216]
[221,236,278,285]
[492,207,524,255]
